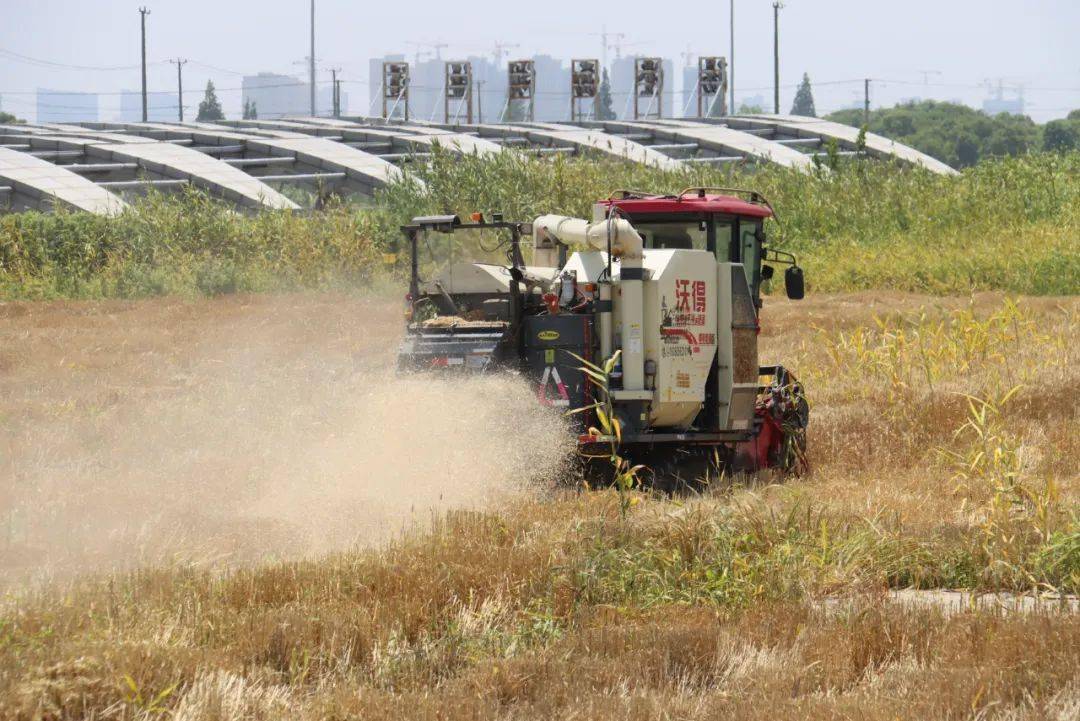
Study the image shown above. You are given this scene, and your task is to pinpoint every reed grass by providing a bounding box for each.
[1,151,1077,299]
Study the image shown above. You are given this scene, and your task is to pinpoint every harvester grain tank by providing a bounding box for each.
[397,189,809,481]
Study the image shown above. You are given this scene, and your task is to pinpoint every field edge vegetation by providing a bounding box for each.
[0,150,1078,300]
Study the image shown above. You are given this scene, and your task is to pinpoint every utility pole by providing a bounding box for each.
[476,79,484,123]
[309,0,316,117]
[330,67,340,117]
[139,7,150,122]
[864,78,871,126]
[169,58,187,122]
[773,2,783,115]
[729,0,735,114]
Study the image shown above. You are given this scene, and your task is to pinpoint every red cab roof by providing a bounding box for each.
[598,191,773,219]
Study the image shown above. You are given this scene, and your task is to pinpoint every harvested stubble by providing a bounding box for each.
[0,291,1076,720]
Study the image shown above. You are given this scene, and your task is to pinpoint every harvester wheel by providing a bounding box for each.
[775,395,810,475]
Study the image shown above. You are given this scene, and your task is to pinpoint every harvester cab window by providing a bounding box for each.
[714,220,734,262]
[634,221,708,251]
[417,227,512,279]
[738,221,762,293]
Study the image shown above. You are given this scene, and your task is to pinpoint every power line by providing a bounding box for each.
[5,39,1079,98]
[0,47,272,81]
[0,80,341,97]
[0,46,156,71]
[0,94,189,110]
[6,76,1070,97]
[187,60,248,76]
[2,78,1076,107]
[875,78,1080,92]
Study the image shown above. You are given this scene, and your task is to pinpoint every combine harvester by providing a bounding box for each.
[397,189,809,483]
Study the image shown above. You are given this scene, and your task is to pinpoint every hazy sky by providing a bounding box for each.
[1,0,1078,122]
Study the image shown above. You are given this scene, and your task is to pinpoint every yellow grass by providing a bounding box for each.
[0,292,1076,719]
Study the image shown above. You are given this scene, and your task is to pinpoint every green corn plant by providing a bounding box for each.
[942,386,1024,499]
[121,674,177,715]
[939,385,1066,589]
[565,350,646,517]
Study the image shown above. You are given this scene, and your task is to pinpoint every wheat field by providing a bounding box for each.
[0,290,1076,720]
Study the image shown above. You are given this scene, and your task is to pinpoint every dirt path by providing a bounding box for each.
[887,590,1080,614]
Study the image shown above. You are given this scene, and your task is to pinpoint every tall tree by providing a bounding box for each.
[826,100,1043,169]
[790,73,816,117]
[1042,119,1078,152]
[242,99,258,120]
[196,80,225,122]
[595,69,616,121]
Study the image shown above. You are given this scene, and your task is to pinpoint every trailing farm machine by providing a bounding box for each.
[397,189,809,483]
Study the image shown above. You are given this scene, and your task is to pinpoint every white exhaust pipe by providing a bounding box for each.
[533,215,644,260]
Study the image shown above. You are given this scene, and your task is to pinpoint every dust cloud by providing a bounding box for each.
[0,296,574,586]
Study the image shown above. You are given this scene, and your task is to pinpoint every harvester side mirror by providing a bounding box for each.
[785,266,805,300]
[760,265,775,281]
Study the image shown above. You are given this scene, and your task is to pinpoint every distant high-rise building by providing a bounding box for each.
[242,73,309,119]
[532,55,570,122]
[452,53,569,123]
[119,90,177,122]
[982,96,1024,116]
[681,63,698,117]
[982,83,1024,116]
[36,89,99,123]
